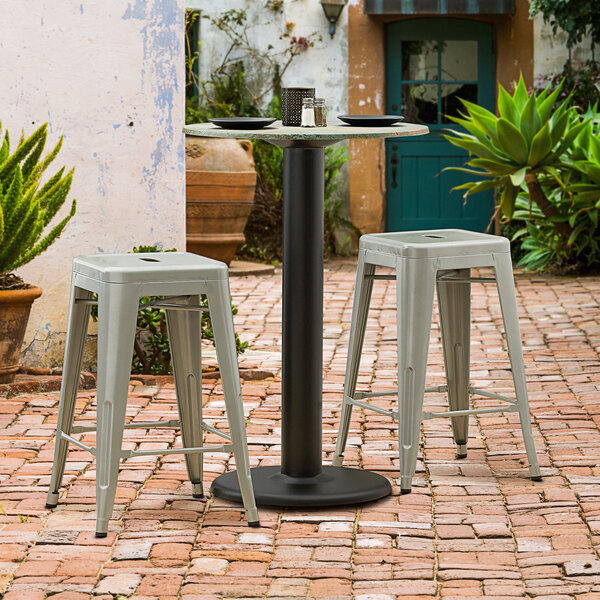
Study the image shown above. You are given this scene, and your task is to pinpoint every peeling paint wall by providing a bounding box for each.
[186,0,348,117]
[0,0,185,368]
[533,14,594,79]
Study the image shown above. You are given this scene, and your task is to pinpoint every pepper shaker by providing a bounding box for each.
[314,98,327,127]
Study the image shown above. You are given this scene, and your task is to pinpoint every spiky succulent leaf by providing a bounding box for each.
[497,119,529,164]
[1,166,24,235]
[0,124,46,184]
[527,123,553,166]
[0,131,9,168]
[498,85,521,126]
[0,121,76,275]
[21,127,47,184]
[12,200,76,271]
[520,92,542,146]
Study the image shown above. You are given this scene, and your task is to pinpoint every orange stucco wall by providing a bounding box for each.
[347,0,534,235]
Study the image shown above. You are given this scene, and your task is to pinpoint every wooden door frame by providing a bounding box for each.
[347,0,533,235]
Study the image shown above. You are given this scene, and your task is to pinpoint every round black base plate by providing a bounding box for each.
[211,465,392,507]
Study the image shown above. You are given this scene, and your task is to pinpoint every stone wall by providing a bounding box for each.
[0,0,185,368]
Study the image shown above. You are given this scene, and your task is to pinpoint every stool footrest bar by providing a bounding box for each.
[60,429,233,459]
[202,422,232,441]
[74,297,209,312]
[422,405,517,420]
[121,444,233,458]
[469,387,518,404]
[71,419,182,434]
[437,277,496,283]
[348,397,398,419]
[60,432,96,455]
[364,274,396,280]
[354,389,399,399]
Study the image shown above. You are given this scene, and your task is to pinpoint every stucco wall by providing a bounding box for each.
[186,0,348,118]
[533,14,594,79]
[0,0,185,368]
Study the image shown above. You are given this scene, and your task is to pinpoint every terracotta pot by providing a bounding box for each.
[0,286,42,383]
[185,136,258,265]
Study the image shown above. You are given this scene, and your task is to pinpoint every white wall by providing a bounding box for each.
[0,0,185,368]
[186,0,348,118]
[534,13,594,79]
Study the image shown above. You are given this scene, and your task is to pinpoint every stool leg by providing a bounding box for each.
[46,285,93,508]
[437,269,471,458]
[165,296,204,499]
[206,280,259,526]
[333,252,375,467]
[494,253,542,481]
[397,258,436,493]
[94,284,139,537]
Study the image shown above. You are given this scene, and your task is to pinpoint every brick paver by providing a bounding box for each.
[1,258,600,599]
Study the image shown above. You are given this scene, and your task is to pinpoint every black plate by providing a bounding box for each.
[337,115,404,127]
[209,117,277,130]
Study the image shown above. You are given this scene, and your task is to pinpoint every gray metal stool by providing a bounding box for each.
[333,229,542,492]
[46,252,259,535]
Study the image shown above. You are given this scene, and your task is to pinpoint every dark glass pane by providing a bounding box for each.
[402,84,438,124]
[401,41,439,81]
[441,83,477,123]
[440,41,478,82]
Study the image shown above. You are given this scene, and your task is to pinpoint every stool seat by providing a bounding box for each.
[360,229,509,258]
[73,251,227,283]
[47,251,258,536]
[333,229,542,492]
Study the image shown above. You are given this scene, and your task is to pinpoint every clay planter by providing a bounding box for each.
[0,286,42,383]
[185,136,258,265]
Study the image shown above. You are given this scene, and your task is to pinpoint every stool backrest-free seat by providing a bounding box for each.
[46,252,259,536]
[333,229,542,492]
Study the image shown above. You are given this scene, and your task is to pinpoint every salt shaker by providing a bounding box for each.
[301,97,316,127]
[314,98,327,127]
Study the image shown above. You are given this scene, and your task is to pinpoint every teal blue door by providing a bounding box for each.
[385,19,496,231]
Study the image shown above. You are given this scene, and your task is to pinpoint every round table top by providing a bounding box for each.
[184,120,429,143]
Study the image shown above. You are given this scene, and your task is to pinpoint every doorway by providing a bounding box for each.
[385,18,496,232]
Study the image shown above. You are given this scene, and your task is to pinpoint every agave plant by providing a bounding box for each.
[0,122,76,285]
[444,75,588,238]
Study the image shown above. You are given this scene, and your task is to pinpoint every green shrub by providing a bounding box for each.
[445,76,600,272]
[0,122,76,288]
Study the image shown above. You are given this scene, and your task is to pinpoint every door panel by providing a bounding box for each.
[385,19,496,232]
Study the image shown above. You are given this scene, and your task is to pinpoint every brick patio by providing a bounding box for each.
[1,257,600,600]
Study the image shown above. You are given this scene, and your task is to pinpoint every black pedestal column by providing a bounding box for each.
[211,142,391,506]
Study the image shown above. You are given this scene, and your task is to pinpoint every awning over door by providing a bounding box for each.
[364,0,514,15]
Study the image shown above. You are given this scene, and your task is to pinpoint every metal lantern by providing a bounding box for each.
[319,0,348,38]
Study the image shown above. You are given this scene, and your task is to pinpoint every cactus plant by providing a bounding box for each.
[0,121,76,288]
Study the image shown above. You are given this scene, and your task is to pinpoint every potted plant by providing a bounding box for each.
[0,121,76,383]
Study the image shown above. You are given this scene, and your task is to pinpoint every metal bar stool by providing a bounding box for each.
[333,229,542,492]
[46,252,259,536]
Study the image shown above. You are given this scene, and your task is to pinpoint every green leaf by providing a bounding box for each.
[0,131,9,166]
[1,166,24,235]
[520,91,542,146]
[0,124,46,184]
[469,158,519,176]
[538,85,562,122]
[497,119,529,164]
[454,178,501,195]
[501,183,518,217]
[509,167,528,187]
[527,123,552,167]
[497,84,520,126]
[513,74,529,111]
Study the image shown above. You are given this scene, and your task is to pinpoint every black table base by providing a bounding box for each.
[212,140,392,508]
[212,465,391,507]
